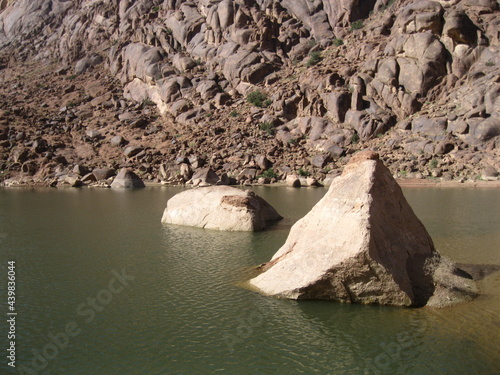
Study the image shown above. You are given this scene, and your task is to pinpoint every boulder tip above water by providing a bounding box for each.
[161,186,282,231]
[249,151,478,307]
[110,168,145,188]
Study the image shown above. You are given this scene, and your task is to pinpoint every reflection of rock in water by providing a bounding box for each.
[455,263,500,281]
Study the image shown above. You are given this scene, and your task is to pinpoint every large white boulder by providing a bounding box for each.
[161,186,282,231]
[249,151,477,307]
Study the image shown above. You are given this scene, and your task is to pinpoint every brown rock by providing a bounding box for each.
[93,168,115,181]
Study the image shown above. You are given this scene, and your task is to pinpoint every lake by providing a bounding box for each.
[0,186,499,374]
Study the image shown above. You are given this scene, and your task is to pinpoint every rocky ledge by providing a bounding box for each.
[248,151,478,307]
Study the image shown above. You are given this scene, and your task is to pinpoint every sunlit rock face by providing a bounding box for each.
[249,151,478,307]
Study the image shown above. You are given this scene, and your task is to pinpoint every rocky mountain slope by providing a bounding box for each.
[0,0,499,187]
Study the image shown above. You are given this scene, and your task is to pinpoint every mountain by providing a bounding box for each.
[0,0,498,187]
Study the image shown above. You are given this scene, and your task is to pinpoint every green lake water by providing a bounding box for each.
[0,186,498,375]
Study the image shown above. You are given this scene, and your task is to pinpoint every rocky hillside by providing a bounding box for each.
[0,0,499,187]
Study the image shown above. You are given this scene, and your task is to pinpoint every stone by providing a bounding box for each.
[161,186,282,231]
[180,163,192,181]
[444,10,477,45]
[255,155,271,170]
[481,166,498,181]
[191,167,219,186]
[110,135,126,146]
[286,175,301,188]
[238,168,257,181]
[172,54,197,73]
[395,1,444,35]
[325,144,345,159]
[32,139,47,153]
[322,0,376,28]
[311,154,331,168]
[86,130,102,140]
[249,151,477,307]
[81,173,97,184]
[58,174,82,187]
[110,168,145,188]
[75,55,102,75]
[123,146,144,158]
[412,117,447,136]
[447,119,469,135]
[92,168,115,181]
[324,91,351,123]
[306,177,322,187]
[472,117,500,142]
[188,156,205,169]
[73,164,89,176]
[258,177,271,185]
[214,92,231,107]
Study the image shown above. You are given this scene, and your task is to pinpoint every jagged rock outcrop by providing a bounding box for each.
[161,186,282,231]
[249,151,478,307]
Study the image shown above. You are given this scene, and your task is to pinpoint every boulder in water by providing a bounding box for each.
[110,169,145,188]
[161,186,282,231]
[249,151,477,307]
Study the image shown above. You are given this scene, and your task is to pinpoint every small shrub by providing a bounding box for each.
[429,158,438,169]
[152,6,160,12]
[247,90,269,107]
[260,168,278,179]
[350,20,364,31]
[333,38,344,47]
[68,74,77,80]
[351,132,360,144]
[298,168,310,177]
[306,50,322,67]
[141,98,155,107]
[485,61,495,67]
[259,122,276,135]
[229,110,239,117]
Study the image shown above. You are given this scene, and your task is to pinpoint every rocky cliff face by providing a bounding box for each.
[0,0,498,186]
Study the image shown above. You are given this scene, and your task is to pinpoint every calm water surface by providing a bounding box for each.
[0,186,498,375]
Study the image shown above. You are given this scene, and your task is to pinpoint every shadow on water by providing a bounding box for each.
[456,263,500,281]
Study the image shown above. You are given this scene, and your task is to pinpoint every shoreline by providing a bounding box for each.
[395,179,500,188]
[2,178,499,189]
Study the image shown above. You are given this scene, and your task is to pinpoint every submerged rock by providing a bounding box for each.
[249,151,477,307]
[161,186,282,231]
[110,168,145,188]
